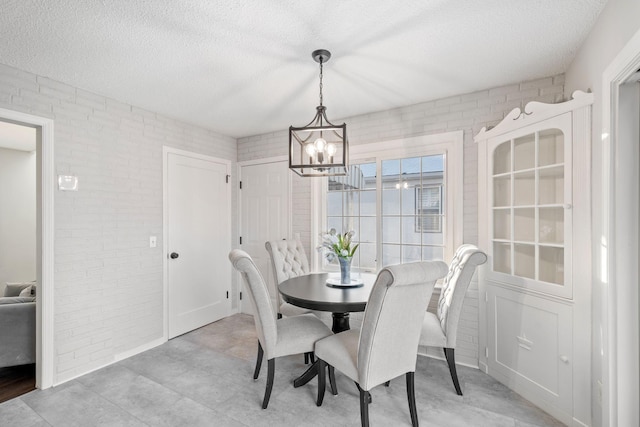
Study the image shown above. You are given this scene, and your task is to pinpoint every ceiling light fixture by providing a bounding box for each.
[289,49,348,177]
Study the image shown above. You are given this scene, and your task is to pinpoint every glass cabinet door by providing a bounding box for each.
[489,114,571,297]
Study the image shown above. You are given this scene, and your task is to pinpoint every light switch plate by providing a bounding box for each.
[149,236,157,248]
[58,175,78,191]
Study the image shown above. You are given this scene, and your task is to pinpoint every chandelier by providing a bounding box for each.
[289,49,348,177]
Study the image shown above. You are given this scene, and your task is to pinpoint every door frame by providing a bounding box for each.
[237,155,291,314]
[601,27,640,427]
[0,107,55,389]
[162,146,232,340]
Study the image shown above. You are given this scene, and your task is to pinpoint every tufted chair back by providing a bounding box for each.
[436,244,487,347]
[265,239,311,313]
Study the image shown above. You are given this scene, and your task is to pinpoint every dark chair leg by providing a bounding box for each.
[304,352,309,364]
[253,342,263,380]
[384,380,390,387]
[277,313,283,319]
[316,359,327,406]
[444,347,463,395]
[406,372,418,427]
[357,383,371,427]
[328,364,338,395]
[262,358,275,409]
[309,352,315,363]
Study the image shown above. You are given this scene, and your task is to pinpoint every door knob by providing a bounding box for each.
[170,252,179,259]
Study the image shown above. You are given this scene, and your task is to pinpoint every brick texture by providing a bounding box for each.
[0,63,237,384]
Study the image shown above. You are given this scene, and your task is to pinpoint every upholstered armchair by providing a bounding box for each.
[419,244,487,395]
[228,249,333,409]
[314,261,448,427]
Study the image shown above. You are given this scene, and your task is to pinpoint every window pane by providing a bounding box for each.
[327,216,342,233]
[360,190,376,216]
[402,216,421,245]
[382,188,400,215]
[382,159,400,188]
[422,246,444,261]
[327,191,342,216]
[402,245,422,263]
[382,244,401,267]
[382,216,401,244]
[344,191,359,216]
[360,217,376,243]
[358,242,377,270]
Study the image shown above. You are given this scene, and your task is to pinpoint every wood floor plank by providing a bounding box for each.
[0,364,36,403]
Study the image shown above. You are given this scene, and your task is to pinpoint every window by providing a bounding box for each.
[314,132,463,272]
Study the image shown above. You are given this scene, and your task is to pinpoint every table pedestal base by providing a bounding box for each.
[293,312,351,388]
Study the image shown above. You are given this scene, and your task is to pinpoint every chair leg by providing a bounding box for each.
[316,359,327,406]
[253,342,263,380]
[357,383,371,427]
[444,347,463,395]
[328,364,338,395]
[262,358,275,409]
[277,313,283,319]
[304,352,309,364]
[384,380,390,387]
[406,372,418,427]
[309,352,315,363]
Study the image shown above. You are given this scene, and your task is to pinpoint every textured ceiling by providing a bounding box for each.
[0,0,607,138]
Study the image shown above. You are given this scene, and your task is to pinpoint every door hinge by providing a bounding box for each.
[485,292,488,302]
[240,292,243,300]
[485,347,489,358]
[239,236,242,245]
[225,174,230,183]
[226,291,229,299]
[239,181,242,189]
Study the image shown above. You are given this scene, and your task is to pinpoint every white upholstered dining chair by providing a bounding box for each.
[228,249,333,409]
[418,244,487,395]
[314,260,448,427]
[265,238,312,318]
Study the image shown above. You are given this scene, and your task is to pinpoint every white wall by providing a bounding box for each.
[564,0,640,425]
[238,75,565,365]
[0,146,36,288]
[0,63,238,384]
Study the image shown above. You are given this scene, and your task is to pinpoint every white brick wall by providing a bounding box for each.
[238,74,565,367]
[0,63,238,384]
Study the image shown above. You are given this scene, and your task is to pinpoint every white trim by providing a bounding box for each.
[237,155,288,167]
[0,108,55,389]
[162,146,233,340]
[601,27,640,427]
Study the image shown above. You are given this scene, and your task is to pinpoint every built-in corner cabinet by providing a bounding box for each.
[475,91,593,426]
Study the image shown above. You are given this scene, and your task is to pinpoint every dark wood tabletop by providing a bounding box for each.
[278,272,377,313]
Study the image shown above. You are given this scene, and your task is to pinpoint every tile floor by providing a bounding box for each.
[0,314,565,426]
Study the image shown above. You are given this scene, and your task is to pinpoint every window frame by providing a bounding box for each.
[310,131,464,272]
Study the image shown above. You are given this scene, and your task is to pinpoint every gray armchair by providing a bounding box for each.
[419,244,487,395]
[314,260,448,427]
[228,249,333,409]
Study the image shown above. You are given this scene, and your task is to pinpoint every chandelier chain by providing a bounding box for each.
[319,58,324,106]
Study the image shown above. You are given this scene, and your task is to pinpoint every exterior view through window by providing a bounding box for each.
[326,155,445,271]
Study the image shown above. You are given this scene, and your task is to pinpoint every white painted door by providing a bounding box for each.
[239,161,290,314]
[167,150,230,338]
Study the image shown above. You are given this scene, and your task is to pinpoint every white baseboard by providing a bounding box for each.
[52,337,167,387]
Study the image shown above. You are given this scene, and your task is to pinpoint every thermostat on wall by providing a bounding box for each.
[58,175,78,191]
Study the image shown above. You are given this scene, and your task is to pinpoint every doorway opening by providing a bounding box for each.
[0,108,55,393]
[0,120,36,402]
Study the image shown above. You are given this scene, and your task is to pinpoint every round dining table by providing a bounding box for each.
[278,272,377,333]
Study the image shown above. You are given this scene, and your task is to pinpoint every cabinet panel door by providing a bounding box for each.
[487,284,572,422]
